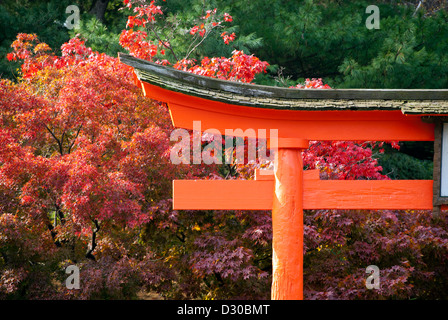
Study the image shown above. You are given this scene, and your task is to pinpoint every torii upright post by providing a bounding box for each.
[271,138,309,300]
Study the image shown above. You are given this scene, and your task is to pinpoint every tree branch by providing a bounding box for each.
[184,25,221,61]
[413,0,425,17]
[148,24,179,61]
[55,204,66,225]
[89,0,110,23]
[67,125,82,154]
[86,220,100,260]
[44,212,61,248]
[60,131,65,155]
[45,125,64,155]
[175,232,186,243]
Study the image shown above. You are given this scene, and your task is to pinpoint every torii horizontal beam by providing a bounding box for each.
[173,170,433,211]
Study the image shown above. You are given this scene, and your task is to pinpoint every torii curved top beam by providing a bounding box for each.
[119,53,448,141]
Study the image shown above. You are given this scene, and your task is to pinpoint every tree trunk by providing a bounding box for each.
[86,220,100,260]
[89,0,110,23]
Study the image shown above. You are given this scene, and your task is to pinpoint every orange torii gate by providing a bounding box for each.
[120,53,448,300]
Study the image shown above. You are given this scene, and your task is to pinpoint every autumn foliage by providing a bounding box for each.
[1,0,448,300]
[1,24,206,296]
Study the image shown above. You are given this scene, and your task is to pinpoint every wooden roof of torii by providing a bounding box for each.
[119,53,448,115]
[119,53,448,142]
